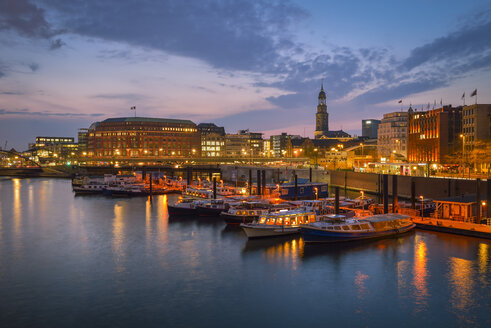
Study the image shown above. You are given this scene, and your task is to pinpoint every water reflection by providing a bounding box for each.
[448,257,475,316]
[248,238,304,269]
[354,271,369,300]
[397,260,409,296]
[412,235,429,312]
[112,203,125,273]
[478,243,488,280]
[12,178,23,257]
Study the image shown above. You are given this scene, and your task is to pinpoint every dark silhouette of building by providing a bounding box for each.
[362,119,381,139]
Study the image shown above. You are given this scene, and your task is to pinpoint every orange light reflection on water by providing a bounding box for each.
[264,238,304,270]
[448,256,475,321]
[412,236,429,311]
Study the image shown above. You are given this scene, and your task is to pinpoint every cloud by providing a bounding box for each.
[90,93,147,101]
[41,0,308,72]
[49,38,65,50]
[0,91,24,95]
[28,62,39,72]
[0,0,57,38]
[0,108,104,117]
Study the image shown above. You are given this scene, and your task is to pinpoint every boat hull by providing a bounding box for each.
[168,205,197,216]
[241,225,300,238]
[196,206,225,216]
[221,213,259,225]
[301,223,415,243]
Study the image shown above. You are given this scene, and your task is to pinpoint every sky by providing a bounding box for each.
[1,0,491,150]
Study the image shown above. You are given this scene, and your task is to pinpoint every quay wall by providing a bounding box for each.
[329,170,489,199]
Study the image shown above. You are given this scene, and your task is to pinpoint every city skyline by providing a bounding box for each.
[1,0,491,150]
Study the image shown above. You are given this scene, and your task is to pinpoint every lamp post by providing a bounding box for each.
[419,195,424,219]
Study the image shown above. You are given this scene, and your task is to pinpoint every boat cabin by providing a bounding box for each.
[433,195,479,223]
[258,210,316,226]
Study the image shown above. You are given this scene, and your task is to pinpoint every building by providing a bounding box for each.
[77,128,89,155]
[32,136,78,164]
[314,83,329,139]
[263,139,271,157]
[224,133,249,157]
[86,117,200,162]
[407,106,462,164]
[461,104,491,173]
[362,119,381,139]
[377,111,409,160]
[270,133,290,157]
[198,123,226,157]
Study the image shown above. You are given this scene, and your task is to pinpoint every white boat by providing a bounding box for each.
[240,208,316,238]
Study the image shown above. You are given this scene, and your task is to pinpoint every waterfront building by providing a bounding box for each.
[461,104,491,173]
[377,111,409,160]
[407,106,462,164]
[362,119,381,139]
[270,133,289,157]
[77,128,89,155]
[198,123,225,157]
[224,130,262,158]
[86,117,200,163]
[263,139,271,157]
[31,136,78,164]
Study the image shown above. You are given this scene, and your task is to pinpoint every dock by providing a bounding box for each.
[412,217,491,239]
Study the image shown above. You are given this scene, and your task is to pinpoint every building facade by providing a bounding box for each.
[461,104,491,173]
[87,117,200,162]
[407,106,462,163]
[314,84,329,139]
[377,111,409,160]
[270,133,289,157]
[198,123,226,157]
[362,119,381,139]
[32,136,78,164]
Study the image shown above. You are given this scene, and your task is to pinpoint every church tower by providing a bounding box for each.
[314,82,329,139]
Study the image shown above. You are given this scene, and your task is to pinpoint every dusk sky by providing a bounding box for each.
[1,0,491,150]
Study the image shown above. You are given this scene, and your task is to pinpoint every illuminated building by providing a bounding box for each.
[377,111,409,160]
[461,104,491,148]
[198,123,225,157]
[408,106,462,163]
[32,136,78,164]
[225,130,263,157]
[86,117,200,162]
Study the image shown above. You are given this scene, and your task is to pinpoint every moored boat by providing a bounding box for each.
[168,198,199,216]
[240,208,316,238]
[300,213,415,243]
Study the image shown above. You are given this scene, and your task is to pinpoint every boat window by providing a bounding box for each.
[342,225,350,231]
[284,218,290,225]
[259,217,266,224]
[327,226,333,230]
[309,215,315,223]
[276,218,283,225]
[249,211,254,216]
[266,218,275,225]
[334,226,341,230]
[360,224,370,230]
[350,225,361,230]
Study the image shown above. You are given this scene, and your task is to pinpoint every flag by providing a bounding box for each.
[398,100,402,103]
[461,92,465,99]
[440,98,442,105]
[470,89,477,97]
[130,106,136,110]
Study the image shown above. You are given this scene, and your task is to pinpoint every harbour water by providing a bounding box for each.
[0,178,489,327]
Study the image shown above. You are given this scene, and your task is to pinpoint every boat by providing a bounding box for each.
[168,198,200,216]
[221,201,273,224]
[196,199,230,216]
[240,208,317,238]
[73,183,106,194]
[300,213,415,243]
[103,184,149,197]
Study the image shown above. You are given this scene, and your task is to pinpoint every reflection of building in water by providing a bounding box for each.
[354,271,369,299]
[397,260,410,296]
[412,236,428,311]
[448,257,474,316]
[113,204,125,272]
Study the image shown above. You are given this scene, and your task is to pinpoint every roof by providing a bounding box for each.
[361,213,410,223]
[434,194,478,204]
[101,117,195,125]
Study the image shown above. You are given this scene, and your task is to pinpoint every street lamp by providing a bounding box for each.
[419,195,424,219]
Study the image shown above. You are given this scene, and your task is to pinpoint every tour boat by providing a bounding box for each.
[300,213,415,243]
[240,208,316,238]
[220,201,273,224]
[73,183,106,194]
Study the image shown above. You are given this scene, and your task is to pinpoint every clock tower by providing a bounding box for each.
[314,82,329,139]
